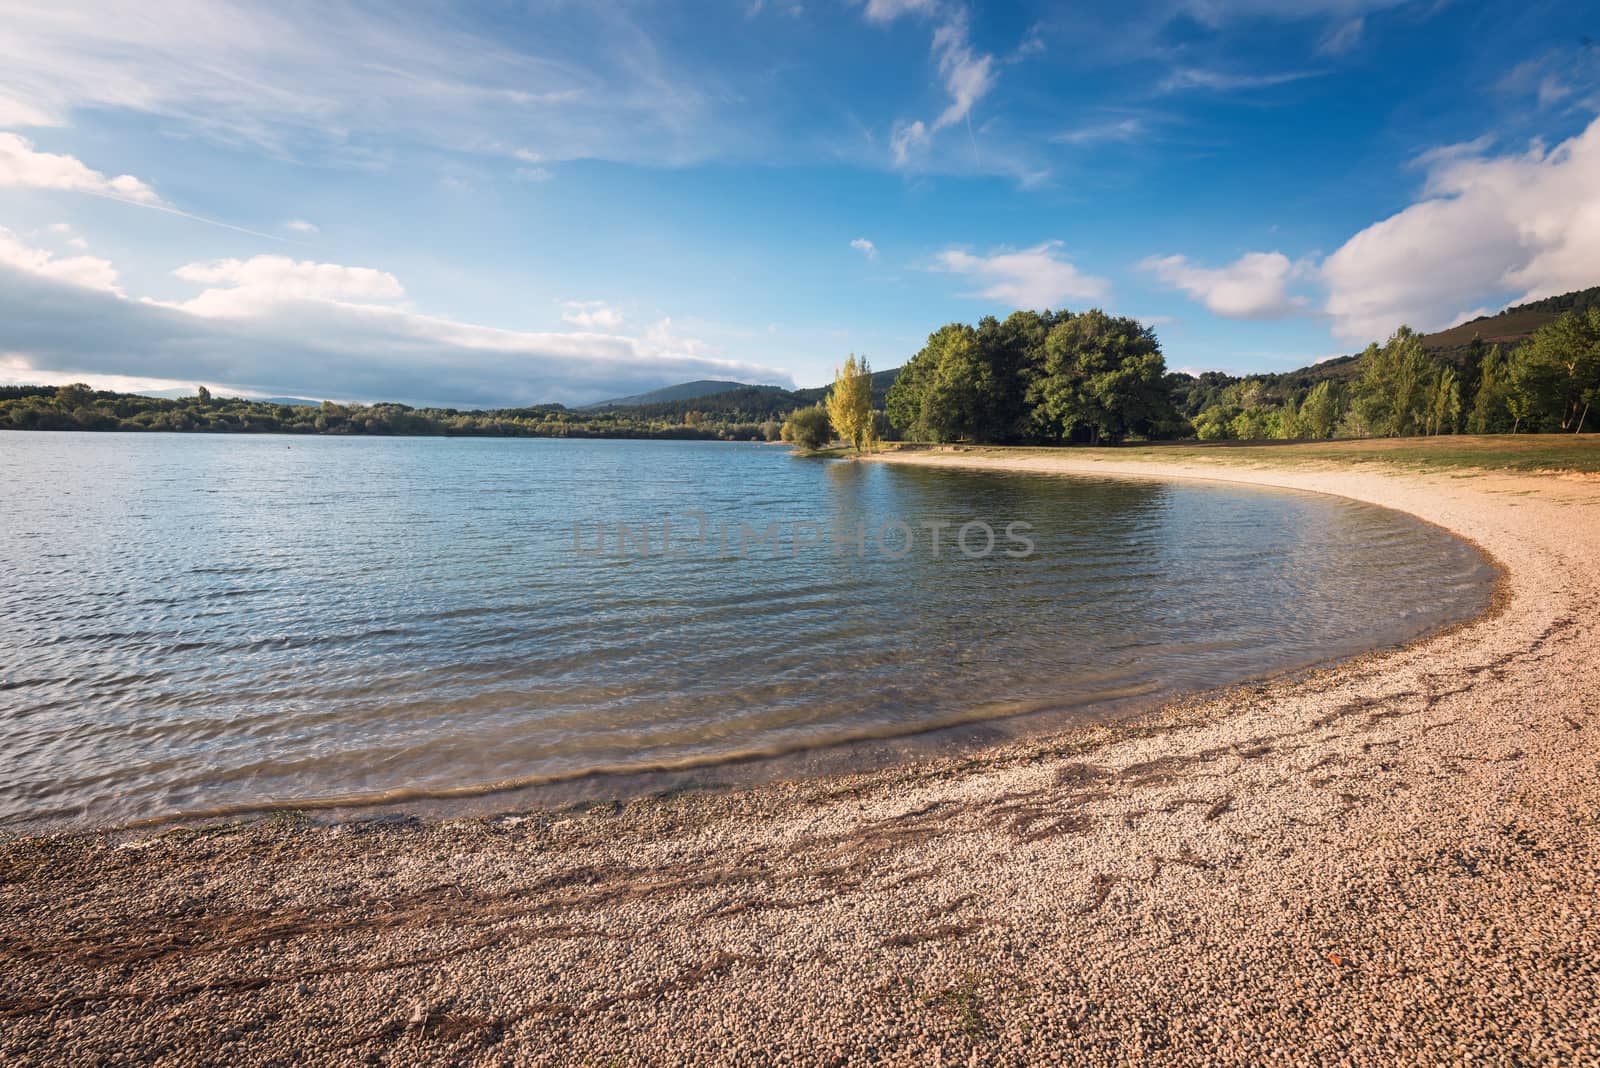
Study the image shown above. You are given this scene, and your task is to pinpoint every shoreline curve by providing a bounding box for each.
[2,451,1596,1063]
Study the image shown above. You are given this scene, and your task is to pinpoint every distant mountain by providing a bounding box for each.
[583,380,783,410]
[577,368,903,422]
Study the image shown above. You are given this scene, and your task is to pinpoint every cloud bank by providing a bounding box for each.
[0,234,791,407]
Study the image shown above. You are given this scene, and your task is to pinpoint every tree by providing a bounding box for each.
[885,346,933,439]
[1026,310,1175,444]
[1468,346,1513,434]
[1299,381,1342,440]
[1275,395,1303,439]
[920,325,990,442]
[824,354,877,453]
[1424,366,1460,435]
[1352,328,1434,436]
[1512,309,1600,431]
[780,406,833,451]
[196,385,212,407]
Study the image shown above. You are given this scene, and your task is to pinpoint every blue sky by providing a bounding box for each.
[1,0,1598,407]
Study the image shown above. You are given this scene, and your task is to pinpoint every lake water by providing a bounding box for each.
[0,434,1494,829]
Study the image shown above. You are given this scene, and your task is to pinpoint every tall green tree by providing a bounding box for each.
[885,324,992,443]
[1425,366,1460,436]
[1352,328,1434,436]
[1299,381,1342,440]
[1026,310,1175,444]
[1510,309,1600,432]
[1468,345,1513,434]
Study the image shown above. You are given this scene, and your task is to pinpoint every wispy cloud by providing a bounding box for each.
[850,237,878,259]
[285,219,319,234]
[0,2,726,168]
[559,300,624,330]
[1159,67,1321,92]
[862,0,937,23]
[874,5,997,168]
[1316,17,1365,56]
[1050,118,1145,146]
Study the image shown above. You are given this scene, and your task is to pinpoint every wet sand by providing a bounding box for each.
[2,452,1597,1065]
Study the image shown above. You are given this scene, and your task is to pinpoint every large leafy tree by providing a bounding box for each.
[884,323,992,442]
[1510,309,1600,432]
[1352,327,1437,436]
[1299,380,1343,439]
[1025,310,1175,444]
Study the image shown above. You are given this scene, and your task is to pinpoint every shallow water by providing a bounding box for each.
[0,433,1493,828]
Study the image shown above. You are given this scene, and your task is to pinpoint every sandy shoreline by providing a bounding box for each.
[3,452,1597,1064]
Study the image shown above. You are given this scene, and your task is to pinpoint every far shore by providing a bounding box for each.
[2,444,1597,1064]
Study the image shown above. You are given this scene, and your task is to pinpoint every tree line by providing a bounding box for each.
[786,304,1598,449]
[0,385,789,441]
[1182,309,1600,440]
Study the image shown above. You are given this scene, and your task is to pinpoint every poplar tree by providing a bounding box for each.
[824,354,877,453]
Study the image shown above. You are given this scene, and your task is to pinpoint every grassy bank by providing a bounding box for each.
[879,434,1600,475]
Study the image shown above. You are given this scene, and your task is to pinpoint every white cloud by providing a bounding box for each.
[559,300,624,331]
[935,241,1110,309]
[285,219,319,234]
[0,241,791,407]
[0,226,119,293]
[1140,251,1309,319]
[1321,115,1600,343]
[0,132,160,204]
[515,166,554,182]
[170,256,405,318]
[850,237,878,260]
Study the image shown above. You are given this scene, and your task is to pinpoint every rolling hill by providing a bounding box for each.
[582,379,781,410]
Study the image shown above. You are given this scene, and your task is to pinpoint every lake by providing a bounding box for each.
[0,433,1494,828]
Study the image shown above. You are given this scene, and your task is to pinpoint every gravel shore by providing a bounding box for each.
[3,454,1597,1065]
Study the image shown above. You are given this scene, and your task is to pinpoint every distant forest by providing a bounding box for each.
[3,285,1596,442]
